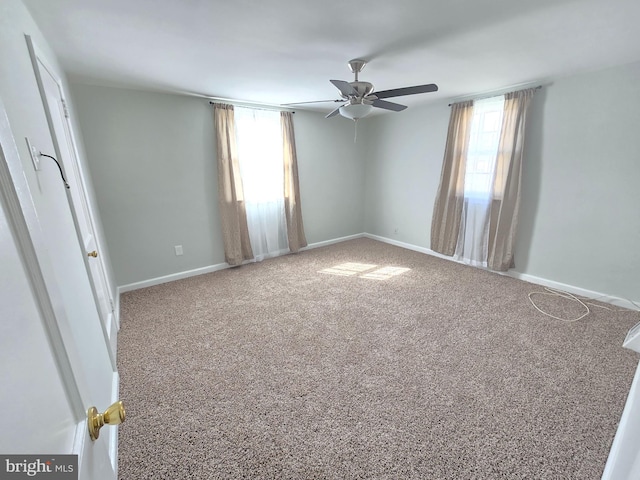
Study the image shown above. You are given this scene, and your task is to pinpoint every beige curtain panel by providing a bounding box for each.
[214,103,254,266]
[487,88,536,271]
[430,100,474,255]
[281,112,308,253]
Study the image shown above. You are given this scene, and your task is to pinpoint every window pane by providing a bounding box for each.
[234,107,284,203]
[464,97,504,197]
[483,111,502,131]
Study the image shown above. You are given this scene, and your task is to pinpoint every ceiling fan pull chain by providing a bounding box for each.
[354,118,358,143]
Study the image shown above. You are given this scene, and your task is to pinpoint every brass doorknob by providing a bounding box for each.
[87,401,125,441]
[88,250,98,257]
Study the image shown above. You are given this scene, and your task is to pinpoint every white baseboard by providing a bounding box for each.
[117,233,365,294]
[364,233,435,256]
[116,232,638,310]
[118,262,229,293]
[365,233,640,310]
[302,233,365,251]
[505,272,638,310]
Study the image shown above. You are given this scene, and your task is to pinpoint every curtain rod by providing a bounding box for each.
[448,85,542,106]
[208,100,295,113]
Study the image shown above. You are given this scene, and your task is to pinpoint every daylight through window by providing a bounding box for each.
[464,96,504,198]
[234,107,289,260]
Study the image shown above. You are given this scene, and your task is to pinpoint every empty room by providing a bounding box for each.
[1,0,640,478]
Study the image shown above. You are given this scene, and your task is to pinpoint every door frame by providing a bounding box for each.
[25,35,118,366]
[0,96,115,478]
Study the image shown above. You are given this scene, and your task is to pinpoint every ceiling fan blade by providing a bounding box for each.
[330,79,357,97]
[282,99,343,106]
[373,83,438,99]
[372,99,407,112]
[325,106,343,118]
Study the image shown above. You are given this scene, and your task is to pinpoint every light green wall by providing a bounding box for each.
[293,110,365,242]
[71,85,365,286]
[363,62,640,301]
[70,86,224,286]
[515,62,640,300]
[361,100,450,246]
[71,61,640,301]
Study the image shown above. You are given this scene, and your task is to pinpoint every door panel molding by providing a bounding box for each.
[25,35,118,367]
[1,90,116,479]
[0,97,85,417]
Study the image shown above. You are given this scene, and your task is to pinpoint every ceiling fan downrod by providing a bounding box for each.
[348,59,367,82]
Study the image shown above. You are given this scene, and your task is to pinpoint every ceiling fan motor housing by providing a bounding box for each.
[321,59,438,119]
[350,81,374,98]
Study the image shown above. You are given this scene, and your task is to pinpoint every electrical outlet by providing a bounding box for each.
[25,137,40,171]
[174,245,183,256]
[394,228,399,235]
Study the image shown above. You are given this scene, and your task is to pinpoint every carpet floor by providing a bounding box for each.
[117,238,639,479]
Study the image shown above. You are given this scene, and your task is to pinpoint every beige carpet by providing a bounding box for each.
[117,238,639,479]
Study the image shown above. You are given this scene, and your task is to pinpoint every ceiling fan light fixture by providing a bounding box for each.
[339,103,373,120]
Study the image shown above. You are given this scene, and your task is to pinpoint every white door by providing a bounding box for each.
[0,94,118,479]
[26,36,118,363]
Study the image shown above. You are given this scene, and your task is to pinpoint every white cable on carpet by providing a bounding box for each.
[528,287,640,323]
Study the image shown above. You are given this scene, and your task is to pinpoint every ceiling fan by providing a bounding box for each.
[286,59,438,120]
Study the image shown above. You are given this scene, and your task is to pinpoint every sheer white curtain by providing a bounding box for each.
[234,107,289,261]
[454,96,504,267]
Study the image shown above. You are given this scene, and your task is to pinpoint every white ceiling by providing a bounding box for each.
[22,0,640,113]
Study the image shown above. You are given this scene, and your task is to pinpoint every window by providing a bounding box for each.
[234,107,289,260]
[464,96,504,199]
[431,88,536,270]
[234,107,284,203]
[214,103,306,265]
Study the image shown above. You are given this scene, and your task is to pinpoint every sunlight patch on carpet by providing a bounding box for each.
[319,262,378,276]
[361,266,411,280]
[319,262,410,280]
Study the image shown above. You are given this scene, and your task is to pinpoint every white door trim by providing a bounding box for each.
[0,96,89,433]
[25,35,118,367]
[1,88,117,477]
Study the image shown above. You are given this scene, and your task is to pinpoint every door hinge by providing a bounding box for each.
[61,98,70,118]
[109,298,115,313]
